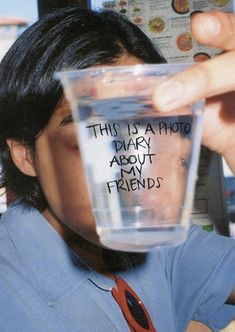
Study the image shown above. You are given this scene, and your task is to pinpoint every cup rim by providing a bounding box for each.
[54,62,194,80]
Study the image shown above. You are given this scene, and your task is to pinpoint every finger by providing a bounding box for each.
[191,11,235,50]
[152,51,235,112]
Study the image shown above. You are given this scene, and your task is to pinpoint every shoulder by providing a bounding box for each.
[0,204,84,331]
[0,203,39,281]
[162,225,235,330]
[0,203,47,290]
[180,224,235,262]
[158,224,235,283]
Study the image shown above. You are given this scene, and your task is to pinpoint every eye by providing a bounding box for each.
[60,114,74,126]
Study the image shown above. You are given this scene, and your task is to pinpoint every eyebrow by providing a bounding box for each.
[60,113,74,126]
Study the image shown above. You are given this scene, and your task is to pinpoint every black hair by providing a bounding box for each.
[0,7,165,211]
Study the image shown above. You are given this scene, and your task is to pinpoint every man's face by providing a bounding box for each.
[30,57,191,247]
[33,56,144,245]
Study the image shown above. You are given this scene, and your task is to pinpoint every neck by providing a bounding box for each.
[42,208,147,276]
[64,230,136,276]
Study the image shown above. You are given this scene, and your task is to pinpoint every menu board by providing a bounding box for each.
[93,0,234,63]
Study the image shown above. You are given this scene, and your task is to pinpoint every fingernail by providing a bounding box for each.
[200,14,221,36]
[155,80,184,109]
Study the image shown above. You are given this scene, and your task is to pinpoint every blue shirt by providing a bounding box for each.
[0,203,235,332]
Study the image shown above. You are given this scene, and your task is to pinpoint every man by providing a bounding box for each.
[0,7,234,332]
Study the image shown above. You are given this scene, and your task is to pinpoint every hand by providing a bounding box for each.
[153,11,235,173]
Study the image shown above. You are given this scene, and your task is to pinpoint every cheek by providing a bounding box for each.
[35,129,98,242]
[54,156,98,241]
[61,129,79,151]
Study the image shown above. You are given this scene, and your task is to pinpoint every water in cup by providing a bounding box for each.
[56,64,204,252]
[76,95,201,251]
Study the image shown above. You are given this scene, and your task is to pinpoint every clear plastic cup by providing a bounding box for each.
[56,63,204,252]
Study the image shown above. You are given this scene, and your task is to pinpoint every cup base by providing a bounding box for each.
[98,225,188,252]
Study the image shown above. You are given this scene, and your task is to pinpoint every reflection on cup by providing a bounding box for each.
[57,64,204,252]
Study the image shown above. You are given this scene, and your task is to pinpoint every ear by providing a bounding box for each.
[7,139,36,177]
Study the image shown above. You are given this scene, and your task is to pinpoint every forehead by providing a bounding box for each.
[55,97,71,113]
[52,55,144,118]
[52,97,71,120]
